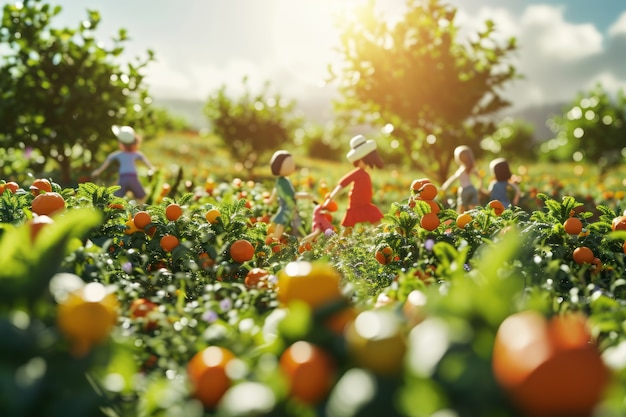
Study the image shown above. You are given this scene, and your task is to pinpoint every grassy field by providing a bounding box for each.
[137,130,626,216]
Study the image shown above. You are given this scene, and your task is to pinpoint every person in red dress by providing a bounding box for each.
[323,135,384,227]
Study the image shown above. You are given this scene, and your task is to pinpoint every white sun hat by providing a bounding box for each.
[112,125,136,144]
[346,135,377,163]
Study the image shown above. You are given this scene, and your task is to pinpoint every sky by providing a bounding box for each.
[25,0,626,115]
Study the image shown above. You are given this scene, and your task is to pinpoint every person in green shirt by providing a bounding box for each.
[265,150,311,239]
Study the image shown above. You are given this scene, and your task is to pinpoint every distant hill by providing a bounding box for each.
[153,97,209,130]
[153,96,567,142]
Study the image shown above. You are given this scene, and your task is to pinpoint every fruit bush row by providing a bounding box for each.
[2,177,626,417]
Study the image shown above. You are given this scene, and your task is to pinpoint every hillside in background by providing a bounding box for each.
[153,96,565,142]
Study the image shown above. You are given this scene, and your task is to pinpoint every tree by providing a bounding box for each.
[542,83,626,175]
[204,77,302,175]
[0,0,155,183]
[330,0,519,182]
[481,117,537,162]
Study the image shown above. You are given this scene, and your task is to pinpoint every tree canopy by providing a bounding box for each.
[330,0,520,182]
[0,0,156,183]
[543,83,626,175]
[203,77,302,175]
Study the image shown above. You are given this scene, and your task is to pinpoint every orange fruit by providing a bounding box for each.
[205,208,221,224]
[563,217,583,235]
[492,311,609,417]
[420,212,440,231]
[410,178,431,193]
[230,239,255,263]
[2,181,19,193]
[488,199,505,215]
[133,211,151,229]
[611,215,626,231]
[456,212,472,229]
[29,178,52,195]
[572,246,594,265]
[417,183,438,200]
[277,261,343,308]
[124,218,142,235]
[165,203,183,221]
[28,214,54,242]
[160,234,179,252]
[244,267,269,288]
[425,199,440,214]
[375,246,393,265]
[402,289,427,328]
[57,282,119,357]
[279,341,335,405]
[324,306,358,334]
[31,192,66,216]
[187,346,235,409]
[129,298,159,331]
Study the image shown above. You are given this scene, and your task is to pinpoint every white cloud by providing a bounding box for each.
[608,10,626,37]
[520,5,603,61]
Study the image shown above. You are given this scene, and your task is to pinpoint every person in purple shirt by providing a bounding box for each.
[91,125,155,204]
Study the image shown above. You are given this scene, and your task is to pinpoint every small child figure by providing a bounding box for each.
[301,199,338,245]
[324,135,384,228]
[265,150,311,239]
[440,145,483,213]
[488,157,520,207]
[91,125,155,204]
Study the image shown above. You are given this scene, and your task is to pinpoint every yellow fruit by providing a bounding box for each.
[345,309,407,376]
[205,208,221,224]
[57,282,118,356]
[277,261,343,308]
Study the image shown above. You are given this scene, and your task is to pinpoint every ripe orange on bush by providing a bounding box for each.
[563,217,583,235]
[205,208,221,224]
[244,267,269,288]
[410,178,431,193]
[572,246,594,265]
[420,212,440,231]
[375,246,393,265]
[280,341,335,405]
[30,178,52,194]
[133,211,152,229]
[488,199,505,216]
[31,192,66,216]
[277,261,342,308]
[129,298,159,330]
[418,183,438,200]
[28,214,54,242]
[230,239,255,263]
[187,346,236,409]
[160,234,179,252]
[165,203,183,221]
[492,310,609,417]
[456,212,472,229]
[611,215,626,231]
[1,181,19,194]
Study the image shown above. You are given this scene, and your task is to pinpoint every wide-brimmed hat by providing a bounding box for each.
[112,125,136,144]
[346,135,377,163]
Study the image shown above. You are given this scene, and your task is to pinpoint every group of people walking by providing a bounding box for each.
[92,125,520,245]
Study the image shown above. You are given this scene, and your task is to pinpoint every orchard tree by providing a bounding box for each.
[0,0,155,183]
[204,77,302,175]
[481,117,537,162]
[330,0,519,182]
[543,84,626,175]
